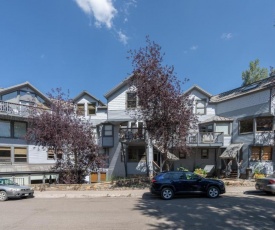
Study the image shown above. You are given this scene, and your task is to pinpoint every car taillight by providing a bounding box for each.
[268,179,275,184]
[151,179,157,183]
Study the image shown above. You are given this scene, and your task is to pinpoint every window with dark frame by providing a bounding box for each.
[127,147,146,162]
[0,147,11,163]
[88,103,96,115]
[239,118,253,134]
[179,151,186,159]
[0,120,27,138]
[47,149,55,160]
[256,117,273,131]
[77,104,85,116]
[126,92,137,109]
[103,124,113,136]
[14,147,27,163]
[201,149,209,159]
[251,146,272,161]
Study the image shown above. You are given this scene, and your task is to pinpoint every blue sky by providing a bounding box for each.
[0,0,275,102]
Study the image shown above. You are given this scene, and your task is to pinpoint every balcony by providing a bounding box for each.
[0,100,49,118]
[187,132,224,146]
[0,100,32,117]
[254,131,274,145]
[119,128,146,143]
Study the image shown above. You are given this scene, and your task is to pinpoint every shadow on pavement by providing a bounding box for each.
[135,191,275,230]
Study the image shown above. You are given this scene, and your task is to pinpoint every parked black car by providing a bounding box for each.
[150,171,226,200]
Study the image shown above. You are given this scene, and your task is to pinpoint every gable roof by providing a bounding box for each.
[104,75,133,99]
[184,85,212,98]
[210,75,275,103]
[73,91,106,107]
[0,81,51,104]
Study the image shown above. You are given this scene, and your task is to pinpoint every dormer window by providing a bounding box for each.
[126,92,137,109]
[195,100,206,115]
[77,104,85,116]
[88,103,96,115]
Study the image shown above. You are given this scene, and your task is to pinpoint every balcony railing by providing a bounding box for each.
[187,132,224,145]
[119,128,146,142]
[254,131,274,145]
[0,100,33,116]
[0,100,49,117]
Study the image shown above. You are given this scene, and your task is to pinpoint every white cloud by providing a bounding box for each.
[117,30,128,45]
[75,0,117,29]
[221,33,233,40]
[190,45,198,51]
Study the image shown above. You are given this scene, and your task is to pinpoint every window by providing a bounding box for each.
[88,103,96,115]
[1,91,17,101]
[14,147,27,163]
[195,100,206,115]
[0,147,11,163]
[256,117,273,131]
[216,123,230,135]
[179,151,186,159]
[127,147,146,162]
[251,146,272,161]
[126,92,137,109]
[0,120,11,137]
[103,125,113,136]
[201,149,209,159]
[239,119,253,134]
[199,124,213,133]
[77,104,85,116]
[0,120,27,138]
[14,122,27,138]
[47,149,55,160]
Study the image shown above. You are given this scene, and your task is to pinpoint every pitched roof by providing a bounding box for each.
[0,81,51,104]
[210,75,275,103]
[184,85,212,97]
[73,91,106,107]
[104,75,133,99]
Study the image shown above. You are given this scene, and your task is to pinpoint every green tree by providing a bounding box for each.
[242,59,268,86]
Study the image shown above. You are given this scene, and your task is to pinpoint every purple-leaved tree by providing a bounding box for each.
[25,88,105,184]
[128,37,197,171]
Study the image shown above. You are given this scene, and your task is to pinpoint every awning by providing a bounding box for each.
[153,144,179,161]
[220,143,243,159]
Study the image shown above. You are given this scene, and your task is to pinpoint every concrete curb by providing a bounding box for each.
[33,186,257,199]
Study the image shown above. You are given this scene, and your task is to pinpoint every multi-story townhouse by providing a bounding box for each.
[0,82,57,185]
[0,83,107,185]
[102,74,275,180]
[2,74,274,184]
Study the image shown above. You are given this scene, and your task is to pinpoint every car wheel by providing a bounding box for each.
[161,187,174,200]
[207,186,220,198]
[0,191,8,201]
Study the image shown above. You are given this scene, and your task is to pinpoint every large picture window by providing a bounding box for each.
[0,120,27,138]
[256,117,273,131]
[239,119,253,134]
[126,92,137,109]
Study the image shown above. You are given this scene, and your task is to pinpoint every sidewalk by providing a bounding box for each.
[33,184,257,199]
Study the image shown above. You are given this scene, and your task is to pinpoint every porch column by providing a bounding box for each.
[146,140,153,178]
